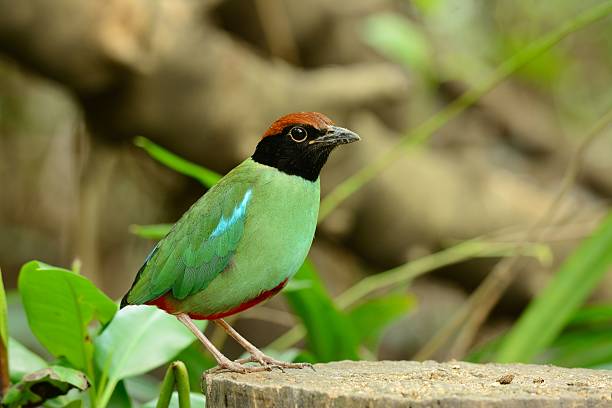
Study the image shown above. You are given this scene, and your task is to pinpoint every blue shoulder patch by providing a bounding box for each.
[210,189,252,238]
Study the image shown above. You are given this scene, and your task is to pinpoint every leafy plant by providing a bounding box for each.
[94,307,204,407]
[2,261,202,407]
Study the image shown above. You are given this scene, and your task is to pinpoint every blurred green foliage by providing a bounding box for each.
[495,211,612,363]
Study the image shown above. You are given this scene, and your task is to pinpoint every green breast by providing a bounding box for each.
[177,159,320,315]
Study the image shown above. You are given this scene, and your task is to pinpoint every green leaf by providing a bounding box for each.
[8,337,47,382]
[94,306,205,407]
[2,366,88,408]
[363,12,432,74]
[348,294,415,348]
[18,261,117,371]
[142,392,205,408]
[283,260,360,362]
[135,137,221,188]
[129,224,173,240]
[495,211,612,363]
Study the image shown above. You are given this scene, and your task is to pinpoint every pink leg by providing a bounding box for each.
[214,318,314,371]
[176,313,272,374]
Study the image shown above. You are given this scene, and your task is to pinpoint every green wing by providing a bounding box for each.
[124,177,253,305]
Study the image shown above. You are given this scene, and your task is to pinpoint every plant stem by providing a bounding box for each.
[96,379,117,408]
[156,365,175,408]
[174,361,191,408]
[157,361,191,408]
[318,1,612,221]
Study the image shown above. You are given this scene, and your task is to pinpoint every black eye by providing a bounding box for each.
[289,126,308,143]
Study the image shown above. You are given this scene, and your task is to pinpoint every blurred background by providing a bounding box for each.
[1,0,612,392]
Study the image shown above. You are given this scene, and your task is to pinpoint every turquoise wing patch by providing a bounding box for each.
[126,183,253,304]
[171,189,252,298]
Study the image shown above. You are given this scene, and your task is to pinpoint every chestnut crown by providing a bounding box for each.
[252,112,360,182]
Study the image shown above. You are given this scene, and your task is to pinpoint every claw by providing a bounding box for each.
[205,353,313,376]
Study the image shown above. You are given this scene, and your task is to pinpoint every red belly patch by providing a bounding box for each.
[146,278,289,320]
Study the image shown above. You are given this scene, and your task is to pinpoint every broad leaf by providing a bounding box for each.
[2,366,88,408]
[94,306,205,406]
[348,293,415,348]
[18,261,117,371]
[8,337,46,382]
[283,260,360,362]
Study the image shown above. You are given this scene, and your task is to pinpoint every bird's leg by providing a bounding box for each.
[214,318,314,371]
[175,313,271,374]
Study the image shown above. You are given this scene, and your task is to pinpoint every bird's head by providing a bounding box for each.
[252,112,360,181]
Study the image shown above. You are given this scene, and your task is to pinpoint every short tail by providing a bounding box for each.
[120,244,159,309]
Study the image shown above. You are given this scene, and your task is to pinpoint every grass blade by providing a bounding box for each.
[135,137,221,188]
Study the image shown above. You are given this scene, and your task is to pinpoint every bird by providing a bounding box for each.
[121,112,360,373]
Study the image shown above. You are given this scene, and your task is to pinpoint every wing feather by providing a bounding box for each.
[123,178,253,305]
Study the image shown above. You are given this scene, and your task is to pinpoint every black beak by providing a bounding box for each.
[310,126,360,147]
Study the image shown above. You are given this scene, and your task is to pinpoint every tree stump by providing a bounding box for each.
[205,360,612,407]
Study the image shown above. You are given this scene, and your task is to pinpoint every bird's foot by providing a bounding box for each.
[205,357,275,375]
[236,351,315,372]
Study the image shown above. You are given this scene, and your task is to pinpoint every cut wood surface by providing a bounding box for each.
[205,360,612,407]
